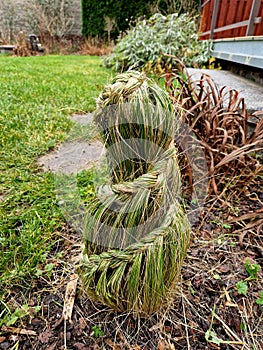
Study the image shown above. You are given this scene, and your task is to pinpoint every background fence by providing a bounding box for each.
[199,0,263,40]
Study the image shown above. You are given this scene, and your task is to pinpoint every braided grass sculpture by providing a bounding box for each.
[80,71,190,315]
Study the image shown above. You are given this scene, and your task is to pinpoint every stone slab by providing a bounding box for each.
[38,113,105,175]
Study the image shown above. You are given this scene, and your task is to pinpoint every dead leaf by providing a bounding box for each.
[239,230,247,246]
[63,273,79,324]
[38,329,54,344]
[74,317,88,336]
[158,341,166,350]
[73,343,87,350]
[158,340,175,350]
[228,209,263,223]
[215,264,230,274]
[92,345,104,350]
[9,335,19,342]
[105,338,123,350]
[1,325,37,336]
[46,342,58,350]
[53,315,63,329]
[225,301,238,307]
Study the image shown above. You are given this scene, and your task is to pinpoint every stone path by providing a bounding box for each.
[38,113,105,174]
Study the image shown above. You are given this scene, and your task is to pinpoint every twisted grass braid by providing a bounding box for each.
[79,70,190,315]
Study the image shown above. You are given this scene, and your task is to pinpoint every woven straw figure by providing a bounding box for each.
[80,71,190,315]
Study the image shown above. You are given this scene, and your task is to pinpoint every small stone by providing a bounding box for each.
[0,342,10,350]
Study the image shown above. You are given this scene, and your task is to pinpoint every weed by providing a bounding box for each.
[205,56,222,70]
[81,37,113,56]
[222,223,231,229]
[210,220,231,229]
[0,302,40,327]
[205,330,224,345]
[236,281,248,295]
[189,285,195,295]
[213,274,221,280]
[205,305,242,346]
[92,325,104,338]
[256,291,263,305]
[245,259,261,279]
[240,322,247,331]
[77,169,96,204]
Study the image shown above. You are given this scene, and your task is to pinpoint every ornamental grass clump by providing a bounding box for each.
[163,60,263,195]
[79,70,190,315]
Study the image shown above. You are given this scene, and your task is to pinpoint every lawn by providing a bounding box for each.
[0,55,111,293]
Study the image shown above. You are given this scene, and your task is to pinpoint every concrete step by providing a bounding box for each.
[187,68,263,111]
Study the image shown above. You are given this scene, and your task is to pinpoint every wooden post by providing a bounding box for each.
[246,0,261,36]
[210,0,220,39]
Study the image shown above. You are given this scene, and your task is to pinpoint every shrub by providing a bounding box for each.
[81,37,113,56]
[13,31,31,57]
[104,13,212,72]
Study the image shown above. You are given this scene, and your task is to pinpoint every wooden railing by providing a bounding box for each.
[199,0,263,40]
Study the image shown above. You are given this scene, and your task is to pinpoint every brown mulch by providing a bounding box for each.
[0,179,262,350]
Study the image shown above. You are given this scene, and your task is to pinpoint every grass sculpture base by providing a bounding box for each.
[79,71,190,315]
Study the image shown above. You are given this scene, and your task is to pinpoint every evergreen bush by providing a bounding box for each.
[103,13,211,71]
